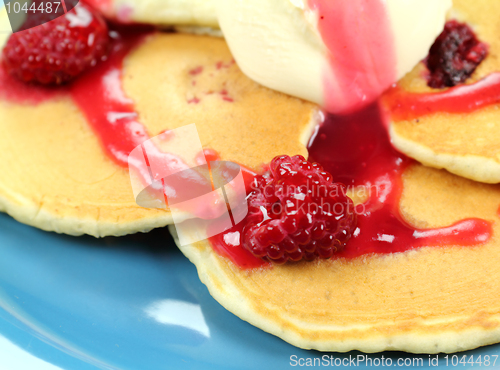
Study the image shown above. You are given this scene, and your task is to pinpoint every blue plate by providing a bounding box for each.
[1,212,500,370]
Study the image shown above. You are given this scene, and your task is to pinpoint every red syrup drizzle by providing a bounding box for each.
[384,72,500,121]
[69,26,153,168]
[209,103,492,269]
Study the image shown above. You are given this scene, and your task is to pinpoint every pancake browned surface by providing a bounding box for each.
[172,163,500,353]
[383,0,500,184]
[0,28,318,236]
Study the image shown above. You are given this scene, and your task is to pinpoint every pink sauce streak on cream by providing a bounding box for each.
[308,0,397,113]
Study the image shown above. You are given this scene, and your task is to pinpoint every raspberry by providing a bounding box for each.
[2,3,109,85]
[242,155,357,264]
[426,20,488,89]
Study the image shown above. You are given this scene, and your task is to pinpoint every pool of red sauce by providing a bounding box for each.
[0,24,494,270]
[308,104,492,259]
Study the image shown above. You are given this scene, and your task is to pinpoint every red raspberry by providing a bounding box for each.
[2,3,109,85]
[242,155,357,264]
[426,20,488,89]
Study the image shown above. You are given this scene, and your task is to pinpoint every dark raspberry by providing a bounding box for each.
[426,20,488,89]
[2,3,109,85]
[242,155,357,264]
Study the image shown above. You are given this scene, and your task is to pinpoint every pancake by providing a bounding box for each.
[0,9,318,237]
[171,163,500,353]
[382,0,500,184]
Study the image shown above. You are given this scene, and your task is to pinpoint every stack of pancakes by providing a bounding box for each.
[1,0,500,353]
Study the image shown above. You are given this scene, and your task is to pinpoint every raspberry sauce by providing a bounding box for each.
[384,73,500,121]
[70,28,152,168]
[308,103,492,259]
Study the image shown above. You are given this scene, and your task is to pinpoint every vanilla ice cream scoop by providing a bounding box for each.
[217,0,451,113]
